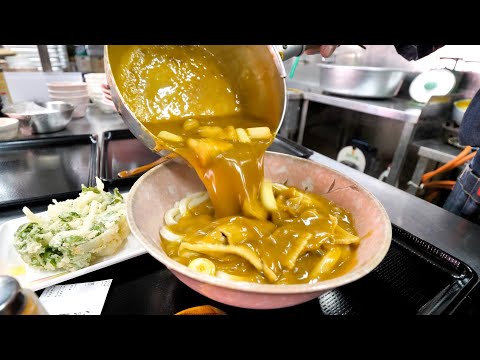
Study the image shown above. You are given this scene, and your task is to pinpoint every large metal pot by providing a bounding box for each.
[317,63,406,99]
[104,45,289,155]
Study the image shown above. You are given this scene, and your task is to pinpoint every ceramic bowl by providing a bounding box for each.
[127,152,392,309]
[0,117,19,140]
[47,82,87,92]
[49,95,89,118]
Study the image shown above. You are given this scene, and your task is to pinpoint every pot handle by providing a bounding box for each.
[279,45,307,61]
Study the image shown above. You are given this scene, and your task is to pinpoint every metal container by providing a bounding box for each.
[104,45,288,155]
[452,98,472,126]
[28,101,74,134]
[318,64,406,99]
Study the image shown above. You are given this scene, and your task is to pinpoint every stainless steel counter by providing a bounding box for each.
[15,104,128,142]
[287,80,423,123]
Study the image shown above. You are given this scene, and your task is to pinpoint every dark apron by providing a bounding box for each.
[443,89,480,223]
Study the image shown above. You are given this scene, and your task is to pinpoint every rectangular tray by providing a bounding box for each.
[100,130,162,187]
[0,135,97,209]
[100,130,314,187]
[49,223,476,315]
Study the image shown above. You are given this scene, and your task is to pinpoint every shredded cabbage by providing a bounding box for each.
[13,178,130,271]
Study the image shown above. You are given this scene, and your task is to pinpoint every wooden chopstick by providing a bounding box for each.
[117,152,178,178]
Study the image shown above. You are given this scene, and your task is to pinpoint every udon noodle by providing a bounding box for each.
[160,182,359,284]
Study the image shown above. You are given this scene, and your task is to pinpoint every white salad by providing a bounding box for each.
[13,178,130,272]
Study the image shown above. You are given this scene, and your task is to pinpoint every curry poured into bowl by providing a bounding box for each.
[110,45,359,284]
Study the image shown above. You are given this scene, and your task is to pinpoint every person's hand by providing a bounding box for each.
[101,83,116,110]
[304,45,338,58]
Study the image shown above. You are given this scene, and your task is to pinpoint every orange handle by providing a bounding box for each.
[421,146,474,183]
[422,180,456,190]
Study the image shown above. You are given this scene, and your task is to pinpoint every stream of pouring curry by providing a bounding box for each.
[110,45,277,218]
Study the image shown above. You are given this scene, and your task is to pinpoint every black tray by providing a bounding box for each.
[100,130,314,187]
[269,134,314,159]
[0,135,97,209]
[45,223,476,315]
[100,130,161,187]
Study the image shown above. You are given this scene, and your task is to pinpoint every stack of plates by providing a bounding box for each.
[84,73,116,114]
[47,82,89,118]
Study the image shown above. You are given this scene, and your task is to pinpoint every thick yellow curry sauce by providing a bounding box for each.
[110,45,358,284]
[110,45,273,217]
[161,186,358,284]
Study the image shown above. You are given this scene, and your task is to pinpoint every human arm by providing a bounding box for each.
[304,44,444,61]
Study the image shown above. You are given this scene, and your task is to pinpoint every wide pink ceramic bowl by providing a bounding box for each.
[127,152,392,309]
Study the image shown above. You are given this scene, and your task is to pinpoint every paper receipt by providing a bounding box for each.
[39,279,112,315]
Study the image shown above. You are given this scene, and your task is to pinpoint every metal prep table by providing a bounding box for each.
[406,138,464,195]
[2,104,480,314]
[286,80,424,187]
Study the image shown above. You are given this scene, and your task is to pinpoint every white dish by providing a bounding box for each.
[47,82,87,91]
[409,69,456,103]
[0,117,19,140]
[48,89,89,97]
[0,196,147,291]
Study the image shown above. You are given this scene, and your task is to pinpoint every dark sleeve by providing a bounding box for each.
[459,88,480,147]
[394,45,444,61]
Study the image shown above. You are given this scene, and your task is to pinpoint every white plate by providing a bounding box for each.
[0,198,147,291]
[409,68,457,103]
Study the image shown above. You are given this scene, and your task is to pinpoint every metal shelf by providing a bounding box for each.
[286,79,427,186]
[407,138,463,195]
[412,138,462,164]
[287,79,424,123]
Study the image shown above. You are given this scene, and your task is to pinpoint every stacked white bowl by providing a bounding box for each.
[47,82,89,118]
[84,73,116,114]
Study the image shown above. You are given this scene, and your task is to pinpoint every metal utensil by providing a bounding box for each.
[105,45,288,155]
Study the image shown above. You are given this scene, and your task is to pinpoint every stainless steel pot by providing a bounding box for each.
[317,64,406,99]
[104,45,290,155]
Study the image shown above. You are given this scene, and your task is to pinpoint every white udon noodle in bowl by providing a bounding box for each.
[159,182,361,285]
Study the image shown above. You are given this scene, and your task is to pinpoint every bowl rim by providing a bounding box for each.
[48,88,89,93]
[47,81,87,88]
[0,117,19,127]
[50,94,90,99]
[127,152,392,294]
